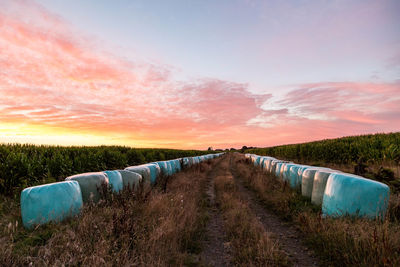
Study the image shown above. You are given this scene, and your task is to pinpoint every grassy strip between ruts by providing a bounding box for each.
[233,153,400,266]
[0,161,214,266]
[213,158,289,266]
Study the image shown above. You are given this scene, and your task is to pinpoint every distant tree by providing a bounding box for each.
[207,147,213,151]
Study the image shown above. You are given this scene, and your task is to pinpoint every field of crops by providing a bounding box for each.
[247,132,400,190]
[0,144,213,197]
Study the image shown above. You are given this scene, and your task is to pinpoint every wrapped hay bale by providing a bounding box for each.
[322,173,390,219]
[66,172,108,203]
[21,181,83,229]
[311,169,341,206]
[117,170,142,191]
[104,170,123,193]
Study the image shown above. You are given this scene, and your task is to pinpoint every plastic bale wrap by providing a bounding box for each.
[66,172,108,204]
[264,158,275,172]
[311,170,341,206]
[175,159,182,172]
[282,163,297,182]
[287,165,306,189]
[301,167,330,198]
[21,181,83,229]
[117,170,142,191]
[268,160,280,175]
[275,162,284,178]
[154,161,169,176]
[170,160,179,173]
[104,170,123,193]
[125,166,151,185]
[249,154,256,164]
[323,173,390,219]
[182,157,190,168]
[260,157,271,170]
[270,160,280,175]
[259,157,266,169]
[166,161,174,175]
[254,156,262,167]
[141,163,161,184]
[278,162,289,180]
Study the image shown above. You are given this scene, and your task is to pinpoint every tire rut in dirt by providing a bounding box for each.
[200,157,231,267]
[228,154,320,267]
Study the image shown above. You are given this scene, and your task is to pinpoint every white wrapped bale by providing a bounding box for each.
[66,172,108,203]
[125,166,151,185]
[311,169,341,205]
[301,167,330,198]
[117,170,142,191]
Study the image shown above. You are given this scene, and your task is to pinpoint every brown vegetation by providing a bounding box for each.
[213,159,289,266]
[235,154,400,266]
[0,161,213,266]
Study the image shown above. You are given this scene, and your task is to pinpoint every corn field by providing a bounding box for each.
[0,144,212,197]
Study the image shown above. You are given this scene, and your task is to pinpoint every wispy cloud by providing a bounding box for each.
[0,1,399,149]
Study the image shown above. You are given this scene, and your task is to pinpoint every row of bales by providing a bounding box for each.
[21,153,224,229]
[245,154,390,219]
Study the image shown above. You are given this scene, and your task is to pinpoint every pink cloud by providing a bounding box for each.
[0,1,399,149]
[0,1,269,148]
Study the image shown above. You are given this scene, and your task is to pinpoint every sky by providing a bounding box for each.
[0,0,399,149]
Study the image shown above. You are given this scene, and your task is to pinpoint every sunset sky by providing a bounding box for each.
[1,0,399,149]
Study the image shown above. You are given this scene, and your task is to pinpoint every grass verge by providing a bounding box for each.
[234,154,400,266]
[0,161,213,266]
[213,159,289,266]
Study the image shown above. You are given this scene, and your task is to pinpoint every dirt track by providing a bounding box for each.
[200,157,231,266]
[201,154,320,267]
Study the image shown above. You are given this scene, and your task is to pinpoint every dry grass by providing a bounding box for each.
[0,161,214,266]
[213,160,289,266]
[235,155,400,266]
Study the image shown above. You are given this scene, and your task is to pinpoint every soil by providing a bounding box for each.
[200,158,231,267]
[200,154,320,266]
[228,154,320,267]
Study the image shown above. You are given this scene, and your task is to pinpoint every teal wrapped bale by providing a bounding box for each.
[117,170,142,190]
[254,156,262,167]
[263,158,275,172]
[166,161,173,175]
[66,172,108,203]
[275,162,283,178]
[21,181,83,229]
[260,157,269,170]
[282,163,297,182]
[323,173,390,219]
[125,165,151,184]
[168,160,178,174]
[287,165,307,189]
[270,160,281,175]
[175,159,182,172]
[182,158,190,168]
[154,161,169,176]
[278,163,289,180]
[311,170,341,206]
[301,167,330,198]
[142,163,161,184]
[104,170,123,193]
